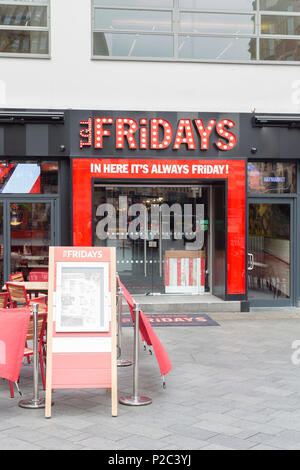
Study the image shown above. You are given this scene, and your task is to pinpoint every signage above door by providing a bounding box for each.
[79,117,237,152]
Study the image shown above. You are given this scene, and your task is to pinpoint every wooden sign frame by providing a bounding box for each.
[45,247,117,418]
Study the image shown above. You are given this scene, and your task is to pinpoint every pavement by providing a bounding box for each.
[1,313,300,450]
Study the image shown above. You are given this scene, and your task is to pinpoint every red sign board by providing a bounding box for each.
[45,246,117,419]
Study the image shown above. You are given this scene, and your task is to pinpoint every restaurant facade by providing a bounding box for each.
[0,108,299,311]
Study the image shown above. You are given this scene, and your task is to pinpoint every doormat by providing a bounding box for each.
[122,313,219,327]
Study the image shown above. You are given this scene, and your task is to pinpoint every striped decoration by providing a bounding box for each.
[165,255,205,294]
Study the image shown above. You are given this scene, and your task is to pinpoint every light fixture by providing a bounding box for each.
[10,205,22,226]
[253,115,300,128]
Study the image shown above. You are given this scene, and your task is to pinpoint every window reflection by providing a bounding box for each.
[94,0,173,6]
[10,202,51,282]
[179,36,256,60]
[92,1,300,62]
[94,8,172,32]
[260,0,300,13]
[0,29,48,54]
[0,1,49,55]
[0,5,47,27]
[94,33,173,57]
[179,12,256,34]
[248,204,290,300]
[179,0,256,10]
[260,38,300,60]
[248,162,296,194]
[261,15,300,35]
[0,162,58,194]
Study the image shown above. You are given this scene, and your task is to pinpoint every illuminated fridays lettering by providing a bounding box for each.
[80,117,237,152]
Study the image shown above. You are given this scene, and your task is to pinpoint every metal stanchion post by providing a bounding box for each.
[19,303,45,409]
[119,303,152,406]
[117,281,132,368]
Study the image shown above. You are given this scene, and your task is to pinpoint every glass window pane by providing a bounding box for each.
[0,162,58,193]
[179,35,256,60]
[260,37,300,60]
[0,29,48,54]
[10,202,51,282]
[93,184,210,295]
[260,0,300,12]
[249,203,291,300]
[261,15,300,35]
[179,0,256,11]
[179,12,256,34]
[248,162,297,194]
[40,163,59,194]
[94,32,173,57]
[0,5,47,27]
[94,8,172,32]
[0,0,48,3]
[94,0,173,7]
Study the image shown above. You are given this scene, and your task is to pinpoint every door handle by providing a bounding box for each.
[159,207,163,278]
[248,253,254,271]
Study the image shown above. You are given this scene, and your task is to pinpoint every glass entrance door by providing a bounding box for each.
[9,201,53,281]
[93,184,210,295]
[248,200,294,306]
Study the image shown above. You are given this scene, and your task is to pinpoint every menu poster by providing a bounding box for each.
[56,262,109,333]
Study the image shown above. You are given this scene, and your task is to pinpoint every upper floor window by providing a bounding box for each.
[92,0,300,63]
[0,0,50,57]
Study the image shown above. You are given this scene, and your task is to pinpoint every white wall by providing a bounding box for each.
[0,0,299,113]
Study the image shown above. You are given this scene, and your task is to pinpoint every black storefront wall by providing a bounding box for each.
[0,109,71,282]
[0,109,300,306]
[68,110,300,160]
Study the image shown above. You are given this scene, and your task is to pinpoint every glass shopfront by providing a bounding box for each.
[248,201,292,305]
[93,184,211,295]
[0,162,59,285]
[247,162,297,307]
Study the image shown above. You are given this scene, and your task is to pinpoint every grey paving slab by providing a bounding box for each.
[250,444,281,450]
[1,317,300,449]
[206,434,258,450]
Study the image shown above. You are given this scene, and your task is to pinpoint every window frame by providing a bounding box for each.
[91,0,300,65]
[0,0,51,59]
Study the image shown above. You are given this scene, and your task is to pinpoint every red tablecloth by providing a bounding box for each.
[118,279,172,377]
[0,308,31,382]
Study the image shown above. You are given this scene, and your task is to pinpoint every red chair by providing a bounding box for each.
[29,271,48,282]
[9,312,47,398]
[0,293,8,309]
[9,272,24,282]
[6,283,47,311]
[9,272,33,300]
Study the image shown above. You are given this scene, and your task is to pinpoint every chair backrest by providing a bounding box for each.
[29,271,48,282]
[0,293,8,308]
[9,272,24,282]
[6,283,29,307]
[26,313,47,348]
[34,300,47,313]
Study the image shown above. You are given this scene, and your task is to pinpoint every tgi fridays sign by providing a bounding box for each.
[79,117,237,152]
